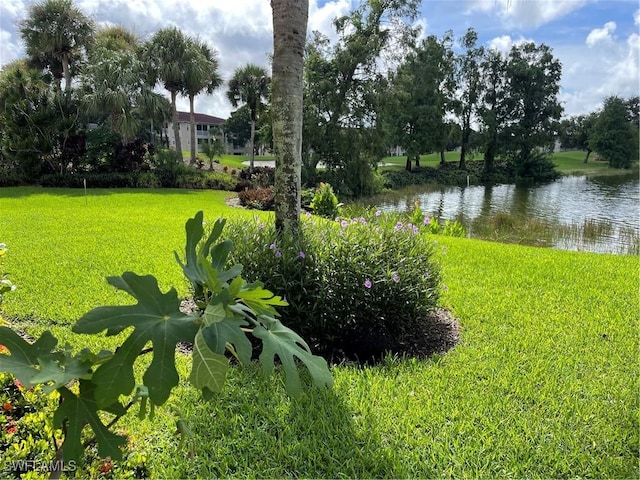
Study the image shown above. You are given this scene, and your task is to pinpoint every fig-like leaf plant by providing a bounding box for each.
[0,212,333,469]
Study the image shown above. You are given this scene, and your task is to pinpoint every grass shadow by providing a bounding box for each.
[152,365,399,478]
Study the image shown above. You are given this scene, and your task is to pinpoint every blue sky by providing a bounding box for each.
[1,0,638,119]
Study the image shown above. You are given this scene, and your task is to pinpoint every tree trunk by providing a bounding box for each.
[459,143,467,170]
[583,148,591,164]
[170,90,182,158]
[189,95,197,166]
[250,119,256,171]
[62,54,71,92]
[405,155,412,172]
[440,150,446,166]
[414,154,420,168]
[271,0,308,235]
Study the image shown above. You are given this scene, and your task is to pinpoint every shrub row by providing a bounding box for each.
[33,170,238,190]
[224,211,442,362]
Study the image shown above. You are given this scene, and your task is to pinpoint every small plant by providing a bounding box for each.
[310,183,341,219]
[238,186,275,210]
[0,213,332,471]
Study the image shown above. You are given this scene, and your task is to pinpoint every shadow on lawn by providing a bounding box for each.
[170,369,398,478]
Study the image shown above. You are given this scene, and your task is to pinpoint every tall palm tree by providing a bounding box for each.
[271,0,308,234]
[143,27,188,156]
[183,38,222,166]
[19,0,94,92]
[226,64,270,171]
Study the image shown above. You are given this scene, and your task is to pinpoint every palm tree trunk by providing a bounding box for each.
[62,54,71,91]
[170,90,182,157]
[272,0,308,235]
[583,148,591,164]
[189,95,197,166]
[250,119,255,171]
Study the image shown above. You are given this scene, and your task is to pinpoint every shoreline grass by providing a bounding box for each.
[1,187,637,478]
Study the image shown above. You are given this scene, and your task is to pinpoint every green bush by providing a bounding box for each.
[136,171,161,188]
[38,172,137,188]
[309,183,340,219]
[225,212,442,361]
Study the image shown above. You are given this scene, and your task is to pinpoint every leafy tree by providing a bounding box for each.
[558,113,597,163]
[143,27,189,156]
[303,0,420,193]
[624,95,639,128]
[455,28,484,169]
[387,32,456,171]
[477,49,508,175]
[19,0,95,92]
[591,95,638,169]
[224,105,252,151]
[227,64,270,171]
[502,42,563,181]
[182,38,222,166]
[271,0,308,234]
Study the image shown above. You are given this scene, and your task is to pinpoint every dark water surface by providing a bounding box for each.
[354,172,640,254]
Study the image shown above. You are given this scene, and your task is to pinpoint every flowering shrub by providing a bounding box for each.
[225,211,442,361]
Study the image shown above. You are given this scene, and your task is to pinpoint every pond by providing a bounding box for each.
[352,172,640,254]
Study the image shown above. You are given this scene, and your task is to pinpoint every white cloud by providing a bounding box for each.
[466,0,592,30]
[557,26,639,116]
[486,34,532,54]
[634,9,640,27]
[586,21,616,47]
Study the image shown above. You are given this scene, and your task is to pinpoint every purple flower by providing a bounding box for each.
[423,216,431,225]
[364,279,372,289]
[412,226,419,234]
[375,210,382,217]
[299,251,306,259]
[341,220,348,228]
[392,273,400,283]
[275,250,282,258]
[394,221,403,232]
[359,217,367,225]
[269,243,276,250]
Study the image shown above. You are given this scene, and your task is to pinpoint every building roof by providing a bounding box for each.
[176,111,225,125]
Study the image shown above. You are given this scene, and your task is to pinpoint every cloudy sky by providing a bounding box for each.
[1,0,638,120]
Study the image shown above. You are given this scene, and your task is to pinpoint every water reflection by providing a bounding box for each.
[354,173,640,254]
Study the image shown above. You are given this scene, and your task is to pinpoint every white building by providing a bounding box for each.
[163,111,226,152]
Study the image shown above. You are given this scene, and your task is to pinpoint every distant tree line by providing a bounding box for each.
[0,0,637,195]
[558,95,639,169]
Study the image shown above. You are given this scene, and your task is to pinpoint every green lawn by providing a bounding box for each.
[0,187,638,478]
[381,150,635,176]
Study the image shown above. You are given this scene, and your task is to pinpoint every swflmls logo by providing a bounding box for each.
[6,460,78,473]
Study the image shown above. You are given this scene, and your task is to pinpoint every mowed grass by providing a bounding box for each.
[0,187,253,324]
[0,187,638,478]
[381,150,636,175]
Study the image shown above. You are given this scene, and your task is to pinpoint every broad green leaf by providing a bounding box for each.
[237,281,288,317]
[175,212,226,287]
[90,330,148,408]
[189,330,228,394]
[73,272,199,405]
[252,316,333,398]
[30,355,93,393]
[53,381,127,463]
[0,327,58,387]
[201,319,253,365]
